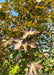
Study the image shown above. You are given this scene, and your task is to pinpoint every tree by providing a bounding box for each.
[0,0,54,75]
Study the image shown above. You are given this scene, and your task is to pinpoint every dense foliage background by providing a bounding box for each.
[0,0,54,75]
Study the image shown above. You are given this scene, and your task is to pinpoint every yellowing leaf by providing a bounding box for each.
[6,36,9,39]
[14,40,23,50]
[28,42,36,48]
[4,38,14,47]
[45,31,50,35]
[14,41,36,52]
[22,42,27,52]
[2,39,6,42]
[27,62,43,75]
[43,53,49,58]
[23,29,39,39]
[36,6,47,9]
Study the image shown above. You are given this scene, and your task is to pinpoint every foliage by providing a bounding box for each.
[0,0,54,75]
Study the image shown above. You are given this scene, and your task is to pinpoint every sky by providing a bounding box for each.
[0,0,5,3]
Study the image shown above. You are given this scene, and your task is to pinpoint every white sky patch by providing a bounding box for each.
[0,4,2,8]
[36,0,41,3]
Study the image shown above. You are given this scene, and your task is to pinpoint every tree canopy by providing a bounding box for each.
[0,0,54,75]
